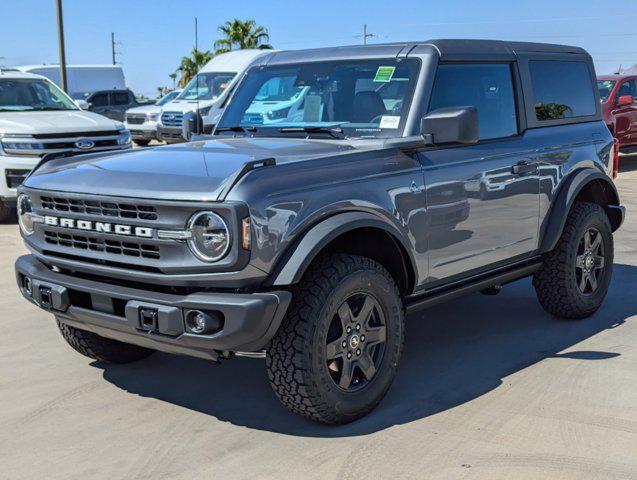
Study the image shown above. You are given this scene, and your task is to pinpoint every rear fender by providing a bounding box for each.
[539,168,622,253]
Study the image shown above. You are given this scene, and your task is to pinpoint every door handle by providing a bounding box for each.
[512,161,538,175]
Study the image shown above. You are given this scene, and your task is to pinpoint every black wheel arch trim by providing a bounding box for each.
[267,211,418,290]
[539,168,624,253]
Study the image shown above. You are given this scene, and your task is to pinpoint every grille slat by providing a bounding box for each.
[41,196,158,221]
[161,111,184,127]
[45,231,160,259]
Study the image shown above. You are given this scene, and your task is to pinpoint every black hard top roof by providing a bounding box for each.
[263,39,589,65]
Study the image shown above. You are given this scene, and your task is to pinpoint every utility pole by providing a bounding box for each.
[362,24,374,45]
[111,32,122,65]
[55,0,68,92]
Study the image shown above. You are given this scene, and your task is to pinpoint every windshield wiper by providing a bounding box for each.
[279,126,345,139]
[215,125,257,135]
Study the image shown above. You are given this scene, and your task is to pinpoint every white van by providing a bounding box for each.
[0,70,132,220]
[157,49,274,143]
[15,65,126,99]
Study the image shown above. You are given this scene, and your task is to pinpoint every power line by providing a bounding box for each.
[383,13,637,28]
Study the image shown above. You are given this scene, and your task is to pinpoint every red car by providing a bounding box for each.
[598,74,637,150]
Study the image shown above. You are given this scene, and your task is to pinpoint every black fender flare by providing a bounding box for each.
[539,168,623,253]
[267,211,417,288]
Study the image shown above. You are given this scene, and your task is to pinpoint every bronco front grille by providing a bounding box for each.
[40,197,158,221]
[44,231,160,259]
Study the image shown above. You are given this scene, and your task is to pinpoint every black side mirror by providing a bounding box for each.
[181,111,204,142]
[421,106,479,145]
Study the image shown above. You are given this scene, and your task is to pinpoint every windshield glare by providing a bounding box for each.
[0,78,77,111]
[178,72,235,101]
[156,90,180,106]
[218,58,420,138]
[597,80,616,102]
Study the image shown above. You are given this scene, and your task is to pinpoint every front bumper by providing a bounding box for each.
[124,122,158,141]
[16,255,291,361]
[157,125,184,143]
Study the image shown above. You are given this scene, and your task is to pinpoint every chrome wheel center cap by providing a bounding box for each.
[585,255,594,269]
[349,335,360,350]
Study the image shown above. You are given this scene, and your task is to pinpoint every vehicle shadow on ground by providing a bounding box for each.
[95,263,637,438]
[619,154,637,173]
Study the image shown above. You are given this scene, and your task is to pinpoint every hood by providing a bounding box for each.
[125,105,160,115]
[24,137,355,201]
[161,98,217,113]
[0,110,120,135]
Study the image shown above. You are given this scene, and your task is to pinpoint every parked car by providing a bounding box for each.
[598,74,637,151]
[157,49,274,143]
[124,90,181,146]
[73,89,146,122]
[16,64,126,99]
[15,40,623,425]
[0,69,131,221]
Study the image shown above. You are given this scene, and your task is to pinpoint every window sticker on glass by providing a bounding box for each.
[379,115,400,129]
[374,66,396,83]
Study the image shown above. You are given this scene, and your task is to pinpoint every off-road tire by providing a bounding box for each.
[533,201,613,319]
[57,320,155,363]
[266,253,404,424]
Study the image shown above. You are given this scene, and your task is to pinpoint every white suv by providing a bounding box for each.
[0,70,132,220]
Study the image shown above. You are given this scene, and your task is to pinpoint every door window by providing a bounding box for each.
[428,63,518,140]
[616,80,637,103]
[90,93,108,107]
[112,92,130,105]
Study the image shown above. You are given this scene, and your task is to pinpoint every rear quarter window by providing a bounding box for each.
[529,60,596,121]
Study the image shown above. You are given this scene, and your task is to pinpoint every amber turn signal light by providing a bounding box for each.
[242,217,251,250]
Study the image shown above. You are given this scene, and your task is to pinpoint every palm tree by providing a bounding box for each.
[176,48,213,88]
[214,19,272,55]
[169,72,177,90]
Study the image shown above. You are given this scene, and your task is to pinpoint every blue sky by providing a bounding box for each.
[2,0,637,97]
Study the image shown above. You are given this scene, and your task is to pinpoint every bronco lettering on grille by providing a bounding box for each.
[43,216,154,238]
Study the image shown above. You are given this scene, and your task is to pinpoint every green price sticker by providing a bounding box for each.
[374,66,396,82]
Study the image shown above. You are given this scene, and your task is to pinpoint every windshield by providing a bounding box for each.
[156,90,180,106]
[217,58,420,138]
[0,78,77,111]
[597,80,616,102]
[177,72,235,101]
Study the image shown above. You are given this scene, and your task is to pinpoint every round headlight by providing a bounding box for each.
[17,194,34,235]
[187,211,230,262]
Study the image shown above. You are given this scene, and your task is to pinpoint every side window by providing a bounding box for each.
[529,60,596,121]
[90,93,108,107]
[112,92,129,105]
[616,80,637,102]
[428,63,518,140]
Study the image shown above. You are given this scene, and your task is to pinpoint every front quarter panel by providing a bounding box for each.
[226,148,428,288]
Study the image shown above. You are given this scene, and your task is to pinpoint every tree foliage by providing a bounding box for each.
[176,48,213,88]
[214,19,272,55]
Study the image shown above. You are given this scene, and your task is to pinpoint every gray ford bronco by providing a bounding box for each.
[15,40,624,424]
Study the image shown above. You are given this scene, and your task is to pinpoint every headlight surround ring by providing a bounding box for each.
[17,194,35,236]
[186,211,231,262]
